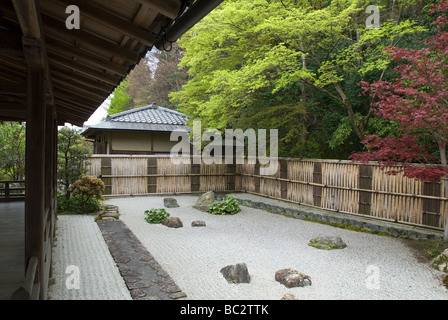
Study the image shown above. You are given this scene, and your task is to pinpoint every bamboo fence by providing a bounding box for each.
[85,155,447,231]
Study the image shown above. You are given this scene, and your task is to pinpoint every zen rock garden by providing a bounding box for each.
[94,191,447,299]
[137,191,357,298]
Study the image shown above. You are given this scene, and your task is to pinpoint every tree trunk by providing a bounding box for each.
[333,82,365,141]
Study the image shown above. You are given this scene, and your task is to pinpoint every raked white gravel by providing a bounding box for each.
[48,215,132,300]
[105,194,448,300]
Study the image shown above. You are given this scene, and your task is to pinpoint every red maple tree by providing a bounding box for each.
[351,1,448,183]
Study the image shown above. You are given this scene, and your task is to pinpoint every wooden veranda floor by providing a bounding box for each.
[0,201,25,300]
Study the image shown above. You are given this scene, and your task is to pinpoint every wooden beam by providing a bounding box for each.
[0,53,27,72]
[0,94,25,104]
[11,1,41,40]
[51,78,107,101]
[45,37,128,76]
[0,102,26,111]
[0,65,27,83]
[56,102,91,117]
[110,4,158,79]
[55,94,102,115]
[0,101,26,120]
[55,104,90,127]
[40,0,156,46]
[0,108,26,119]
[12,0,54,105]
[133,0,181,19]
[40,13,140,63]
[0,83,27,95]
[50,67,113,95]
[48,52,121,86]
[0,30,23,58]
[53,87,103,106]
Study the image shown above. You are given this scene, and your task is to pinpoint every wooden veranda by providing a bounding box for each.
[0,0,223,300]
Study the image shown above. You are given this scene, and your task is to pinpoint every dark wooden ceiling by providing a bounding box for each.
[0,0,218,126]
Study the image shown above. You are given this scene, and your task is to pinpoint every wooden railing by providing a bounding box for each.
[11,256,40,300]
[0,180,25,201]
[9,205,54,300]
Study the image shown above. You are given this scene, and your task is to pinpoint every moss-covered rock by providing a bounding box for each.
[432,248,448,272]
[308,236,347,250]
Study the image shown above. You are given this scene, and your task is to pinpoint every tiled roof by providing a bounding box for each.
[81,103,188,136]
[108,103,186,125]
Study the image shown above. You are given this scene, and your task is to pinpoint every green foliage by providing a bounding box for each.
[69,174,105,201]
[108,79,133,115]
[57,194,103,215]
[208,196,241,215]
[58,175,105,214]
[171,0,431,158]
[144,208,170,224]
[0,122,26,180]
[57,127,92,198]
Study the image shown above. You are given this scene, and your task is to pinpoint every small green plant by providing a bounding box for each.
[144,208,170,224]
[208,196,241,215]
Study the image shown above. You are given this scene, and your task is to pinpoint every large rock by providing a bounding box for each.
[308,236,347,250]
[196,191,216,205]
[220,263,250,284]
[161,217,183,228]
[191,220,206,227]
[164,197,179,208]
[275,269,311,288]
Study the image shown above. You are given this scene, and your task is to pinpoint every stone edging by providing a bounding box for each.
[235,198,445,241]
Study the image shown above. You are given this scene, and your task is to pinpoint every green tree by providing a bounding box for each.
[57,127,92,199]
[0,122,26,180]
[108,79,133,115]
[171,0,430,158]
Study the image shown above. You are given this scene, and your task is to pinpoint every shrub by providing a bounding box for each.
[57,175,105,214]
[208,196,241,215]
[69,174,105,201]
[144,208,170,224]
[57,193,102,214]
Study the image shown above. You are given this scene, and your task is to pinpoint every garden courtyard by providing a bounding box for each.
[47,193,448,300]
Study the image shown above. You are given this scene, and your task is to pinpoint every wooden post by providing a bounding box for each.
[52,114,58,238]
[101,157,112,195]
[147,158,157,193]
[313,162,322,207]
[358,165,373,215]
[5,181,10,201]
[226,161,236,191]
[44,104,55,211]
[191,157,201,192]
[422,181,441,227]
[44,104,57,292]
[280,159,288,199]
[25,65,46,300]
[254,162,260,194]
